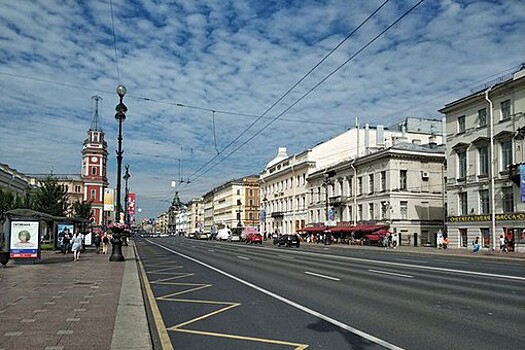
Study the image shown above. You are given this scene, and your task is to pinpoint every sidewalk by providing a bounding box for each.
[300,240,525,261]
[0,242,152,350]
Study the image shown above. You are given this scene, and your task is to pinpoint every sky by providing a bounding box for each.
[1,0,524,221]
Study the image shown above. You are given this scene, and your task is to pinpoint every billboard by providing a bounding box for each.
[127,192,136,216]
[10,221,39,259]
[56,223,75,251]
[104,188,115,211]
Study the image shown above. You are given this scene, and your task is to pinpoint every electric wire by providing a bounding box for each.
[188,0,427,183]
[185,0,392,181]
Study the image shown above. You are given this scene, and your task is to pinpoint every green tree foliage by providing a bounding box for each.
[0,187,28,218]
[30,177,69,217]
[72,200,92,221]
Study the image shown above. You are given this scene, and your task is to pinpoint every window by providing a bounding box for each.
[368,203,374,220]
[358,177,363,195]
[237,189,241,195]
[368,174,374,194]
[501,99,511,120]
[380,171,386,191]
[458,192,468,215]
[358,204,363,221]
[381,201,388,219]
[502,186,514,212]
[400,170,407,190]
[90,189,96,200]
[249,199,253,206]
[478,145,489,176]
[248,212,253,221]
[458,115,466,133]
[400,201,408,220]
[91,167,97,175]
[479,189,489,214]
[458,150,467,178]
[501,140,512,171]
[478,108,487,127]
[481,228,491,248]
[348,177,353,196]
[249,189,253,196]
[460,228,468,247]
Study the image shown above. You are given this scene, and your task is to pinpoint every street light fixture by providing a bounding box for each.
[110,84,127,262]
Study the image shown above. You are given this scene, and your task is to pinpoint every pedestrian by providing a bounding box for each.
[473,237,480,253]
[102,233,110,254]
[62,230,71,258]
[499,235,508,253]
[71,232,82,261]
[94,233,101,254]
[443,236,449,249]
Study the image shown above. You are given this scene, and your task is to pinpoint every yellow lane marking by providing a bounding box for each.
[173,328,309,350]
[150,274,195,283]
[137,255,174,350]
[168,300,240,329]
[157,284,212,299]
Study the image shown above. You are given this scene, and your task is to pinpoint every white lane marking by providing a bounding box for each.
[278,254,294,259]
[237,256,250,261]
[305,271,340,281]
[208,249,215,252]
[368,269,414,279]
[148,240,405,350]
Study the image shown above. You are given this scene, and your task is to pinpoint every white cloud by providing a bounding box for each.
[1,0,524,220]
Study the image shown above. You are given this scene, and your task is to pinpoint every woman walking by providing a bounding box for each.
[102,233,110,254]
[71,232,83,261]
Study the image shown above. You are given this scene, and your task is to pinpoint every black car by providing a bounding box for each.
[277,234,300,248]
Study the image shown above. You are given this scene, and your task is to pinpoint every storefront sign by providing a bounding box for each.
[448,212,525,222]
[10,221,39,258]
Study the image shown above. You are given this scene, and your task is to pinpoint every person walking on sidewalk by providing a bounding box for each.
[71,232,82,261]
[94,233,101,254]
[499,235,508,253]
[102,233,110,254]
[62,230,71,258]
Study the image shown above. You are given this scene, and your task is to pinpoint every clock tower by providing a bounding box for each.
[81,96,109,226]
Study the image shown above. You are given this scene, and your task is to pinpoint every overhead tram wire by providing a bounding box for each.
[186,0,392,181]
[189,0,427,183]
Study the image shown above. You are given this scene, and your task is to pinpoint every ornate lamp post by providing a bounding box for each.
[110,84,127,262]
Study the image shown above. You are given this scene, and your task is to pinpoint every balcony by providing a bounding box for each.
[329,195,348,206]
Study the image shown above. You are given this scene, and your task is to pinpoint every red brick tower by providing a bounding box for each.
[81,96,109,226]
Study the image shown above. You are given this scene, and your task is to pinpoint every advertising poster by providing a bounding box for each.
[520,165,525,202]
[10,221,40,259]
[56,223,75,250]
[104,188,115,211]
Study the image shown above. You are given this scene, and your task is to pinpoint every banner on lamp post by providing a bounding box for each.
[520,165,525,202]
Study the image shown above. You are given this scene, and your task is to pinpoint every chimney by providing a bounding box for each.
[365,123,370,154]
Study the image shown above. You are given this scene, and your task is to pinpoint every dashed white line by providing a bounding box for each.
[208,249,215,252]
[237,256,250,261]
[368,269,414,278]
[305,271,340,281]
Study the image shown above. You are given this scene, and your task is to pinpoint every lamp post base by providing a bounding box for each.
[109,235,125,261]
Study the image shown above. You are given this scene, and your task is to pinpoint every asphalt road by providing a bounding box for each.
[135,237,525,350]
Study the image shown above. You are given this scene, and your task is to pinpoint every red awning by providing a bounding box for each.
[301,226,326,233]
[327,224,387,234]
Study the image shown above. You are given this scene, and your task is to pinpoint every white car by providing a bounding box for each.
[227,233,241,242]
[216,228,231,241]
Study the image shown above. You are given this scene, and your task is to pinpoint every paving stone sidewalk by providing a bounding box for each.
[0,242,152,350]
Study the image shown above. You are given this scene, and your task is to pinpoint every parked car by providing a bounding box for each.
[245,233,263,244]
[197,231,209,240]
[216,228,231,241]
[278,234,300,248]
[186,231,197,239]
[228,232,241,242]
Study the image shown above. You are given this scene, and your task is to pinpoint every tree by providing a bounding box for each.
[72,201,92,222]
[0,187,29,218]
[30,177,69,217]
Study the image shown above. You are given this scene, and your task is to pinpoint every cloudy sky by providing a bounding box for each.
[1,0,524,220]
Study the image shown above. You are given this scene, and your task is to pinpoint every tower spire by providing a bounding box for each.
[90,95,103,131]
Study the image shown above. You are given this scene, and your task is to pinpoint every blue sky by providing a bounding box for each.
[1,0,524,221]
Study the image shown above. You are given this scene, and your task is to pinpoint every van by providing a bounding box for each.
[216,228,231,241]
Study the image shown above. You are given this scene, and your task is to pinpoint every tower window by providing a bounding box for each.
[91,167,97,175]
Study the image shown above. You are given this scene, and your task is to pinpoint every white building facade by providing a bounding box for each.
[441,67,525,252]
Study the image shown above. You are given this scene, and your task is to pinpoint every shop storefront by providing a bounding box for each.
[448,212,525,252]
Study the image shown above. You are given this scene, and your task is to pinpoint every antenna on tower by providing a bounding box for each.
[90,95,103,131]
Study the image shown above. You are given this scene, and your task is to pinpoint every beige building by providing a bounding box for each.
[440,66,525,252]
[0,163,33,196]
[187,198,204,233]
[202,176,260,232]
[260,119,444,238]
[56,176,84,216]
[308,141,446,246]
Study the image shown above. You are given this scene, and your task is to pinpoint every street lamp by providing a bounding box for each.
[110,84,127,262]
[237,199,242,228]
[123,163,130,246]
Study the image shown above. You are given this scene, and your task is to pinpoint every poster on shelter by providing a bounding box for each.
[10,221,39,258]
[56,223,75,250]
